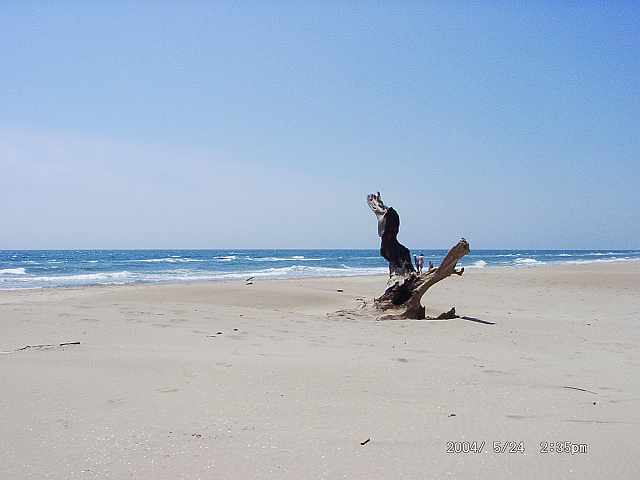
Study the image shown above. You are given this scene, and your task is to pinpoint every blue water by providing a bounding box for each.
[1,249,638,290]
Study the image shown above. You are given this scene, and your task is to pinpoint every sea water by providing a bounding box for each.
[1,249,638,289]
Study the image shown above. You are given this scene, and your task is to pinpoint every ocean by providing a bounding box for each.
[0,249,638,290]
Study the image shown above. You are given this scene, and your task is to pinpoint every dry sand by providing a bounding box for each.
[1,262,639,479]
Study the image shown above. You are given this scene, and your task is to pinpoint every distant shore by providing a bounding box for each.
[1,261,639,479]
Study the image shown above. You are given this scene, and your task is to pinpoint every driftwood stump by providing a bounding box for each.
[366,192,470,320]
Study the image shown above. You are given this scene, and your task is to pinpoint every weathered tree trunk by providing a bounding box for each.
[367,192,415,278]
[367,192,470,320]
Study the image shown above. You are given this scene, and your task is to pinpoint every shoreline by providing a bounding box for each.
[2,249,640,291]
[1,257,639,293]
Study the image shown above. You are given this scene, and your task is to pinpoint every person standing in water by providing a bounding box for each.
[414,253,425,274]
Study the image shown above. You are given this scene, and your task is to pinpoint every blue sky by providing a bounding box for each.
[1,1,638,249]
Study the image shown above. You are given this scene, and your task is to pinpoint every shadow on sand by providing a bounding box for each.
[459,316,496,325]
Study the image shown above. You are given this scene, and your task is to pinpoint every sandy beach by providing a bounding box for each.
[1,262,639,479]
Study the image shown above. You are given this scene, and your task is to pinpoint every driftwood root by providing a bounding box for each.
[374,238,470,320]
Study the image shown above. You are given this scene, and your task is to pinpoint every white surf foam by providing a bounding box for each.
[219,264,387,279]
[0,264,391,289]
[564,257,639,265]
[0,267,26,275]
[247,256,326,262]
[130,257,204,263]
[468,260,487,268]
[514,258,543,265]
[33,271,135,283]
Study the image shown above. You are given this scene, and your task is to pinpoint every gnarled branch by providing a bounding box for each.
[374,238,470,319]
[367,192,415,278]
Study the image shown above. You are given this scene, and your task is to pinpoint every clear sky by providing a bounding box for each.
[1,1,638,249]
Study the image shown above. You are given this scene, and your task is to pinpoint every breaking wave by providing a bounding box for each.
[468,260,488,268]
[564,257,639,265]
[0,265,388,289]
[0,267,26,275]
[514,258,543,265]
[129,257,204,263]
[0,270,135,288]
[247,256,327,262]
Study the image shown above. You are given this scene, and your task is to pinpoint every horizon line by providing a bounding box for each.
[1,247,638,252]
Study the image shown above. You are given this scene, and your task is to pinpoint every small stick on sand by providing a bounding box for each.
[2,341,80,354]
[563,386,598,395]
